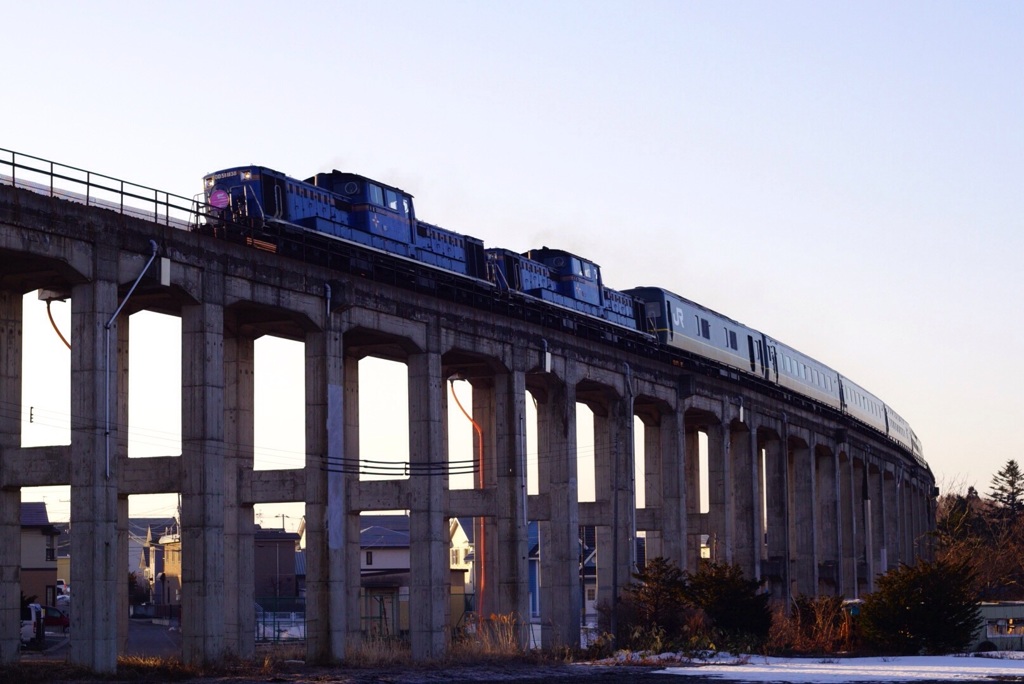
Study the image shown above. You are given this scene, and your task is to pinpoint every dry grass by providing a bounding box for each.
[451,612,532,660]
[0,656,208,682]
[2,617,560,682]
[344,635,412,667]
[766,596,856,655]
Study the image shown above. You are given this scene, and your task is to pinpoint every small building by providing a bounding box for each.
[254,525,301,608]
[973,602,1024,652]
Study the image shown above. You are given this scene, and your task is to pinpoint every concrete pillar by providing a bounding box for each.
[536,374,580,649]
[730,421,757,578]
[763,434,787,598]
[706,422,730,563]
[342,356,362,647]
[593,395,635,628]
[905,475,913,561]
[856,458,872,593]
[223,327,255,658]
[69,272,119,672]
[304,321,351,661]
[683,426,703,571]
[789,438,815,597]
[0,290,22,664]
[867,465,884,578]
[815,446,839,595]
[838,450,853,596]
[475,365,530,630]
[117,496,129,652]
[912,481,926,560]
[116,311,130,654]
[882,469,897,573]
[643,407,687,568]
[407,348,449,660]
[180,298,226,664]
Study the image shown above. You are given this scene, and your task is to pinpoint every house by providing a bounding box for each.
[355,514,472,637]
[139,520,179,605]
[973,602,1024,652]
[130,517,175,580]
[20,502,61,604]
[157,531,182,607]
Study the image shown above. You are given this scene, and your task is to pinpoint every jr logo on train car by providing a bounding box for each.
[672,305,685,329]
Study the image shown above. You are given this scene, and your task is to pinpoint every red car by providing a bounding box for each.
[41,606,69,633]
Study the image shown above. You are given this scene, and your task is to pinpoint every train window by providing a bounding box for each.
[368,183,385,207]
[385,189,400,213]
[728,330,738,350]
[403,198,411,217]
[700,318,711,339]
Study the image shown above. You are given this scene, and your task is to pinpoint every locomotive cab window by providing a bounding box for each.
[571,258,595,280]
[368,183,385,207]
[385,188,407,216]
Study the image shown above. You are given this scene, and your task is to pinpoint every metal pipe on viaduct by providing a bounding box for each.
[0,180,935,671]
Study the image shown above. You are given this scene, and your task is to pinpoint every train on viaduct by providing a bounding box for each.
[0,152,935,672]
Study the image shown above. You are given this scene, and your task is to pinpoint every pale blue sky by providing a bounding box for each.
[4,2,1022,521]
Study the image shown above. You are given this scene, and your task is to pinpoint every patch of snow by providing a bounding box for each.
[657,653,1024,682]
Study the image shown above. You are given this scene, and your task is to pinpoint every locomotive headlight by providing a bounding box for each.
[205,177,215,188]
[242,170,252,180]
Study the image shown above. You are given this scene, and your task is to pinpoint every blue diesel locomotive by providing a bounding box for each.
[203,165,489,278]
[200,163,923,467]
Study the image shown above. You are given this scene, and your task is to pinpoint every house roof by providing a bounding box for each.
[360,514,409,533]
[254,525,300,542]
[21,502,61,536]
[131,518,177,541]
[361,525,410,548]
[20,501,51,527]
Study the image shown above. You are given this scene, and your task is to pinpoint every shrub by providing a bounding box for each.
[684,561,771,652]
[860,557,981,655]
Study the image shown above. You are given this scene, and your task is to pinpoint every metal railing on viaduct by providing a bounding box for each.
[0,150,935,672]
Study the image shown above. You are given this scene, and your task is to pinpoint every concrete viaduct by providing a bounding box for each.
[0,179,935,672]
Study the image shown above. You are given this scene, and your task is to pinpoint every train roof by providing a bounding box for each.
[305,169,414,198]
[203,165,414,199]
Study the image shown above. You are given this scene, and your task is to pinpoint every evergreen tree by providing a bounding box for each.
[990,459,1024,518]
[684,562,771,649]
[625,556,689,634]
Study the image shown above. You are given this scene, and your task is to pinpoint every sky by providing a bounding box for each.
[2,2,1023,525]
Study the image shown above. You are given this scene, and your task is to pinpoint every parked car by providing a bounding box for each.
[41,605,69,633]
[20,603,41,644]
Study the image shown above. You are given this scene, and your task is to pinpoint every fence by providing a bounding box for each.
[255,596,306,642]
[0,147,207,231]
